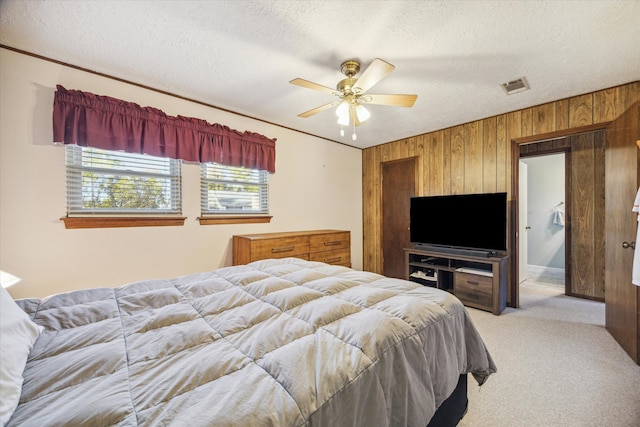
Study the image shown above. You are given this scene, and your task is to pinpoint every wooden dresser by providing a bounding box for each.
[233,230,351,267]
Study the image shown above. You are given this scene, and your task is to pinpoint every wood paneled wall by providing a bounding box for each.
[362,81,640,279]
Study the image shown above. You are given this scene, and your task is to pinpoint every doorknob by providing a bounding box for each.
[622,241,636,249]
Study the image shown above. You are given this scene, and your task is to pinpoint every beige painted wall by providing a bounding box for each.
[0,49,363,299]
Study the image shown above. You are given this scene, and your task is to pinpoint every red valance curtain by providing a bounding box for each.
[52,85,276,172]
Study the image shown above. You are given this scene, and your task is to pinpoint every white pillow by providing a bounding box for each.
[0,286,43,426]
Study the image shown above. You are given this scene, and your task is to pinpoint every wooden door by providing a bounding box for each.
[382,158,417,278]
[569,132,606,300]
[605,102,640,364]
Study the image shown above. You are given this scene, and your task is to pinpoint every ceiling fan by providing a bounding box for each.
[290,58,418,140]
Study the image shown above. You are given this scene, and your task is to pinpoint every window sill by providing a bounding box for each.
[198,215,272,225]
[61,216,187,229]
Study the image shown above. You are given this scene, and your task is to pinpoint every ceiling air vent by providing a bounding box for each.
[501,77,530,95]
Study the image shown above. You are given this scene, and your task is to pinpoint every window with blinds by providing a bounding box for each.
[65,145,182,215]
[200,163,268,215]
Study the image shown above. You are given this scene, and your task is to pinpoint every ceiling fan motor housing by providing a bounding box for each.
[340,60,360,77]
[338,60,362,97]
[337,78,359,96]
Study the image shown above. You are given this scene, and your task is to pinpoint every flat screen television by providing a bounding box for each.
[409,192,507,253]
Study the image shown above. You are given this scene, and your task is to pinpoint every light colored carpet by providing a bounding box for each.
[458,280,640,427]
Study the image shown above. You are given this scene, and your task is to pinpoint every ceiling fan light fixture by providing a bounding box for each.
[356,104,370,122]
[335,101,349,118]
[337,113,350,126]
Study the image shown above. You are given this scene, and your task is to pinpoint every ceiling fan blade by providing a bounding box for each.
[366,94,418,107]
[298,100,341,118]
[353,58,395,93]
[290,78,337,95]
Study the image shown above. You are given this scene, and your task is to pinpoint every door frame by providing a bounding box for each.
[518,160,528,283]
[509,123,610,307]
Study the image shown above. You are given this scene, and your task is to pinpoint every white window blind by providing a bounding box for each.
[66,145,182,215]
[200,163,268,215]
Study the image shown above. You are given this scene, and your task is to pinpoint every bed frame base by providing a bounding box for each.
[426,374,468,427]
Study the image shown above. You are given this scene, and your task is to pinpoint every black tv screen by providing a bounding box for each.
[410,192,507,252]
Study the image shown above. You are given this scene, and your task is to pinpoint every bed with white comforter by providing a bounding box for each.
[4,258,495,426]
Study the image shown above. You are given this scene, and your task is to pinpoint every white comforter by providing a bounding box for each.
[11,258,495,426]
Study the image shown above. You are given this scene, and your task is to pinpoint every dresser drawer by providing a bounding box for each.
[309,231,350,253]
[250,236,309,260]
[309,248,351,266]
[454,272,493,308]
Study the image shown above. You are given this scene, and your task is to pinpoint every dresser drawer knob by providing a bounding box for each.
[271,246,294,253]
[467,280,479,286]
[324,241,341,246]
[325,257,341,263]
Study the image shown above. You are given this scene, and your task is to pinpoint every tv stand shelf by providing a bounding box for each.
[405,247,507,315]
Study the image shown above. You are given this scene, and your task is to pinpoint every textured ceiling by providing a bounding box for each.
[1,0,639,149]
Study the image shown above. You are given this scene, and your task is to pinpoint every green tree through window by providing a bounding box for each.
[66,145,182,215]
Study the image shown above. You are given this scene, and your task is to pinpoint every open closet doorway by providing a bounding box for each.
[519,153,566,293]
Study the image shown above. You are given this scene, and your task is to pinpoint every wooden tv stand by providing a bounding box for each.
[405,247,507,315]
